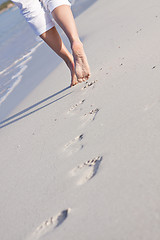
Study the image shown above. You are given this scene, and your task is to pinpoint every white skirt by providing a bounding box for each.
[12,0,71,35]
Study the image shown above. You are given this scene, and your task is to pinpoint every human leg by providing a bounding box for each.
[12,0,90,85]
[45,2,91,82]
[11,0,77,86]
[40,27,78,86]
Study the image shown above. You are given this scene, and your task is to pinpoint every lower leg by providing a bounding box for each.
[51,5,79,46]
[51,5,91,82]
[40,27,78,86]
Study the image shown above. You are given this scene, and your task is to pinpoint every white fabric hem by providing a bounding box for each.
[37,21,55,36]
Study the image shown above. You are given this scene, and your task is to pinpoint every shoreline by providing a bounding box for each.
[0,2,14,14]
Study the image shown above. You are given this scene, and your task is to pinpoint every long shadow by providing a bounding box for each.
[0,86,71,129]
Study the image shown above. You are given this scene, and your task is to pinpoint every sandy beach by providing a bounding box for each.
[0,0,160,239]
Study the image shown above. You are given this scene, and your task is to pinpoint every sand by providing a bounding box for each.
[0,0,160,239]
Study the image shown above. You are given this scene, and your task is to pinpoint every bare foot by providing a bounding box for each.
[66,57,78,87]
[72,41,91,83]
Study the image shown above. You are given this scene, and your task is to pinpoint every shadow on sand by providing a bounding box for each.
[0,86,71,129]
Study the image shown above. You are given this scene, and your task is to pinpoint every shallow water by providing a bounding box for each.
[0,5,41,105]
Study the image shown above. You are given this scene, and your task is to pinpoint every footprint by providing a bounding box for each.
[82,80,97,90]
[136,28,142,34]
[70,156,103,185]
[64,134,84,155]
[68,99,85,113]
[81,108,99,124]
[27,209,70,240]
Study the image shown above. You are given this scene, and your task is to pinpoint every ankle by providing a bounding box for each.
[71,39,83,50]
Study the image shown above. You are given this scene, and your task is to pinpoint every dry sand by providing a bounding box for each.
[0,0,160,239]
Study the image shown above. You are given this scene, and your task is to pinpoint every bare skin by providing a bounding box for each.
[40,27,78,86]
[71,40,90,82]
[41,5,90,86]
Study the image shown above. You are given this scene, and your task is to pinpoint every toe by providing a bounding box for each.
[71,79,78,87]
[78,78,83,83]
